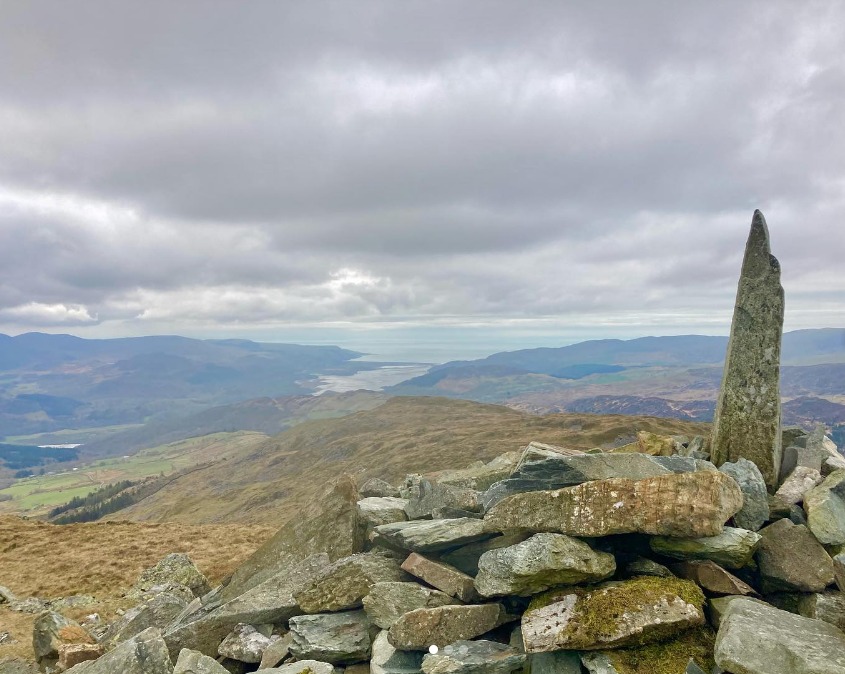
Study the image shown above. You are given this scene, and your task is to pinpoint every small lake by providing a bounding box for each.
[314,364,431,395]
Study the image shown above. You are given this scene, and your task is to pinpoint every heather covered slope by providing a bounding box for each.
[111,396,709,526]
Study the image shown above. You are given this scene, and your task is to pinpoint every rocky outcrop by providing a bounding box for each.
[484,471,742,538]
[710,210,785,488]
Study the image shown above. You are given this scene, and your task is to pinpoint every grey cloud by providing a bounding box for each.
[0,1,843,337]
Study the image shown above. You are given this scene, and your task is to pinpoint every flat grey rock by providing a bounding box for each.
[714,597,845,674]
[421,640,525,674]
[373,518,493,552]
[288,610,372,665]
[650,526,761,569]
[474,533,615,597]
[363,582,458,630]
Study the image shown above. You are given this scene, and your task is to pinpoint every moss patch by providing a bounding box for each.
[527,576,705,648]
[605,626,716,674]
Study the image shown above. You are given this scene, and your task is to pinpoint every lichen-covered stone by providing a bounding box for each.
[718,458,769,531]
[649,527,761,569]
[710,210,784,489]
[363,582,458,629]
[101,591,188,647]
[804,469,845,546]
[32,611,93,663]
[130,553,211,600]
[474,533,616,597]
[484,471,742,539]
[217,623,272,663]
[358,497,409,529]
[404,477,480,520]
[434,451,521,491]
[421,640,525,674]
[374,518,493,552]
[400,553,477,602]
[294,552,408,613]
[774,466,824,505]
[756,518,835,593]
[388,604,502,651]
[714,597,845,674]
[521,577,705,652]
[288,610,372,665]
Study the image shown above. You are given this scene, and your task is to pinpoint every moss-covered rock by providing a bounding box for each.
[521,577,705,652]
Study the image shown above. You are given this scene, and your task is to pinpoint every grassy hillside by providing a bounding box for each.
[0,431,269,517]
[0,516,273,663]
[112,396,709,526]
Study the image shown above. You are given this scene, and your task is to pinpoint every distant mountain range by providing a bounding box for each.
[0,332,370,439]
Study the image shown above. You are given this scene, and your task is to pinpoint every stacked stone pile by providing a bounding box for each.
[9,427,845,674]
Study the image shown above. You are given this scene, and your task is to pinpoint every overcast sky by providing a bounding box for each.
[0,1,843,359]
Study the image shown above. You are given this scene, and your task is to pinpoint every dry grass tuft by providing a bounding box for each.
[0,515,273,662]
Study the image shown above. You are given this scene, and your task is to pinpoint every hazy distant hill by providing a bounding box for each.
[0,332,367,438]
[110,396,710,525]
[78,390,388,459]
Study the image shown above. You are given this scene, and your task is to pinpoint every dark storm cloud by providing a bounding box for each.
[0,1,843,335]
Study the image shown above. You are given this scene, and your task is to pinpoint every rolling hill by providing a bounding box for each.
[106,396,710,526]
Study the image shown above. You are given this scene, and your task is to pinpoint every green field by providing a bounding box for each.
[0,431,269,517]
[3,424,145,446]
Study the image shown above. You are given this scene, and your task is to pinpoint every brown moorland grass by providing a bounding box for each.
[0,516,273,662]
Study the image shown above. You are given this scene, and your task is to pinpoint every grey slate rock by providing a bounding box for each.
[217,623,272,663]
[719,458,769,531]
[474,533,616,597]
[779,444,828,483]
[756,518,835,593]
[714,597,845,674]
[264,661,335,674]
[618,556,674,579]
[440,533,531,576]
[710,211,784,489]
[388,604,503,651]
[774,465,824,505]
[358,497,409,529]
[651,456,717,473]
[421,640,525,674]
[363,582,458,630]
[130,553,211,600]
[64,627,172,674]
[804,469,845,546]
[649,526,762,569]
[403,478,480,520]
[32,611,82,662]
[101,591,188,647]
[482,452,670,511]
[373,519,494,552]
[173,648,230,674]
[371,630,423,674]
[528,651,582,674]
[288,610,373,665]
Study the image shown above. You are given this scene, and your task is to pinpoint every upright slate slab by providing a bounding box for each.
[710,210,785,488]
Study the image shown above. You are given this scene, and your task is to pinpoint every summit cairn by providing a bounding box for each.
[710,210,785,488]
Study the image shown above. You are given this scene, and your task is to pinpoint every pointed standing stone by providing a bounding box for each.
[710,210,785,489]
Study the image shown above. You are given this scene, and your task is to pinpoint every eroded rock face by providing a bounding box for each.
[756,518,835,593]
[363,582,459,629]
[288,610,372,665]
[483,471,743,539]
[714,597,845,674]
[294,552,408,613]
[388,604,502,651]
[521,577,705,652]
[130,553,210,600]
[474,533,616,597]
[649,527,762,569]
[421,640,525,674]
[710,211,785,488]
[222,476,363,601]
